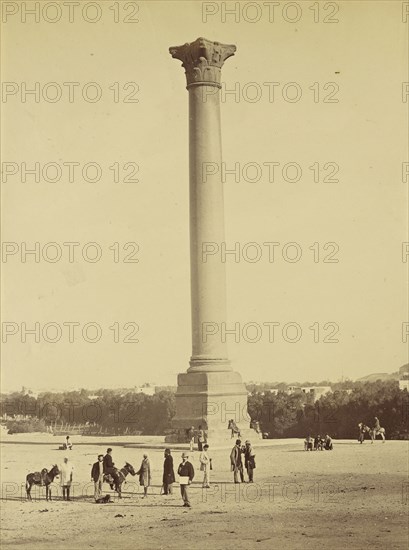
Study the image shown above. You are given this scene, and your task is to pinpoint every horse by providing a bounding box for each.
[26,465,59,501]
[103,462,136,499]
[228,419,241,439]
[369,426,386,443]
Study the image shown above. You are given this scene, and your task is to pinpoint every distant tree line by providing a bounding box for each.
[6,418,47,434]
[0,389,176,435]
[248,380,408,439]
[1,381,407,439]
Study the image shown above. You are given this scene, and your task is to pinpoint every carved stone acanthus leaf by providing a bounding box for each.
[169,37,236,88]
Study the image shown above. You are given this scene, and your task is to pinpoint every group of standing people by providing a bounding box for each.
[163,444,212,506]
[55,438,256,506]
[230,439,256,483]
[89,446,209,507]
[187,424,207,452]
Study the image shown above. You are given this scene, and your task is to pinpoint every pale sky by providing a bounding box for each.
[1,0,408,392]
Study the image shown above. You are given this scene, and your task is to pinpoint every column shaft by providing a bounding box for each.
[188,86,230,371]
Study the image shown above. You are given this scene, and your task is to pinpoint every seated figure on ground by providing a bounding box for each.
[304,435,314,451]
[324,434,333,450]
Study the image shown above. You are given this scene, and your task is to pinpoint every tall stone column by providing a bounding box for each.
[168,38,253,441]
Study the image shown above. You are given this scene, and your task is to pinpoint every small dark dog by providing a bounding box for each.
[95,494,112,504]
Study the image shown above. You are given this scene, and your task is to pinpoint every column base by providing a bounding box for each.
[165,369,261,444]
[164,427,261,445]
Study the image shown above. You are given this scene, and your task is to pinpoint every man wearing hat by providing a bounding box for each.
[103,448,119,486]
[199,443,211,488]
[230,439,244,483]
[243,440,256,483]
[188,426,195,452]
[177,452,195,507]
[91,454,104,501]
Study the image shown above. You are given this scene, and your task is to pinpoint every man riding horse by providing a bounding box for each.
[371,417,386,443]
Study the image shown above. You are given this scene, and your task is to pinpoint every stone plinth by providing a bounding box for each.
[172,370,248,430]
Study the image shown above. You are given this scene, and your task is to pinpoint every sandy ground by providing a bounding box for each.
[0,435,407,550]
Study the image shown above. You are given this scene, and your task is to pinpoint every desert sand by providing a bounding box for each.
[0,435,407,549]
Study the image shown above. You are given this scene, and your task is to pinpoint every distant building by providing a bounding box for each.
[301,386,332,401]
[247,384,332,400]
[155,386,177,393]
[399,364,409,376]
[399,380,409,391]
[247,388,279,396]
[133,384,155,396]
[21,387,39,399]
[399,366,409,391]
[287,386,302,394]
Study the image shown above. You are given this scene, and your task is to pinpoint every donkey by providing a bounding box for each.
[26,465,59,501]
[103,462,136,499]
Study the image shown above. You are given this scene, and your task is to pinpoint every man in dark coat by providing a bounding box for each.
[243,440,256,482]
[91,454,104,501]
[197,425,205,451]
[103,448,119,485]
[162,448,175,495]
[230,439,244,483]
[177,452,194,507]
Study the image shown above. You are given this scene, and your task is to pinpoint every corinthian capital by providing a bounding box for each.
[169,37,236,88]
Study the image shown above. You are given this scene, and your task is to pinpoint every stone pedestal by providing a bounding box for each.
[171,371,249,429]
[167,38,259,443]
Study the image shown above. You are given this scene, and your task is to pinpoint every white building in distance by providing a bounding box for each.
[399,380,409,391]
[133,384,156,396]
[287,386,332,401]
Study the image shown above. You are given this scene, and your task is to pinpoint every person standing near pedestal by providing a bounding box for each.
[188,426,195,452]
[199,444,211,488]
[197,425,205,451]
[243,440,256,483]
[230,439,244,483]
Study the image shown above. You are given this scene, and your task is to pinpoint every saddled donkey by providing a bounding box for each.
[103,462,136,499]
[26,465,59,501]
